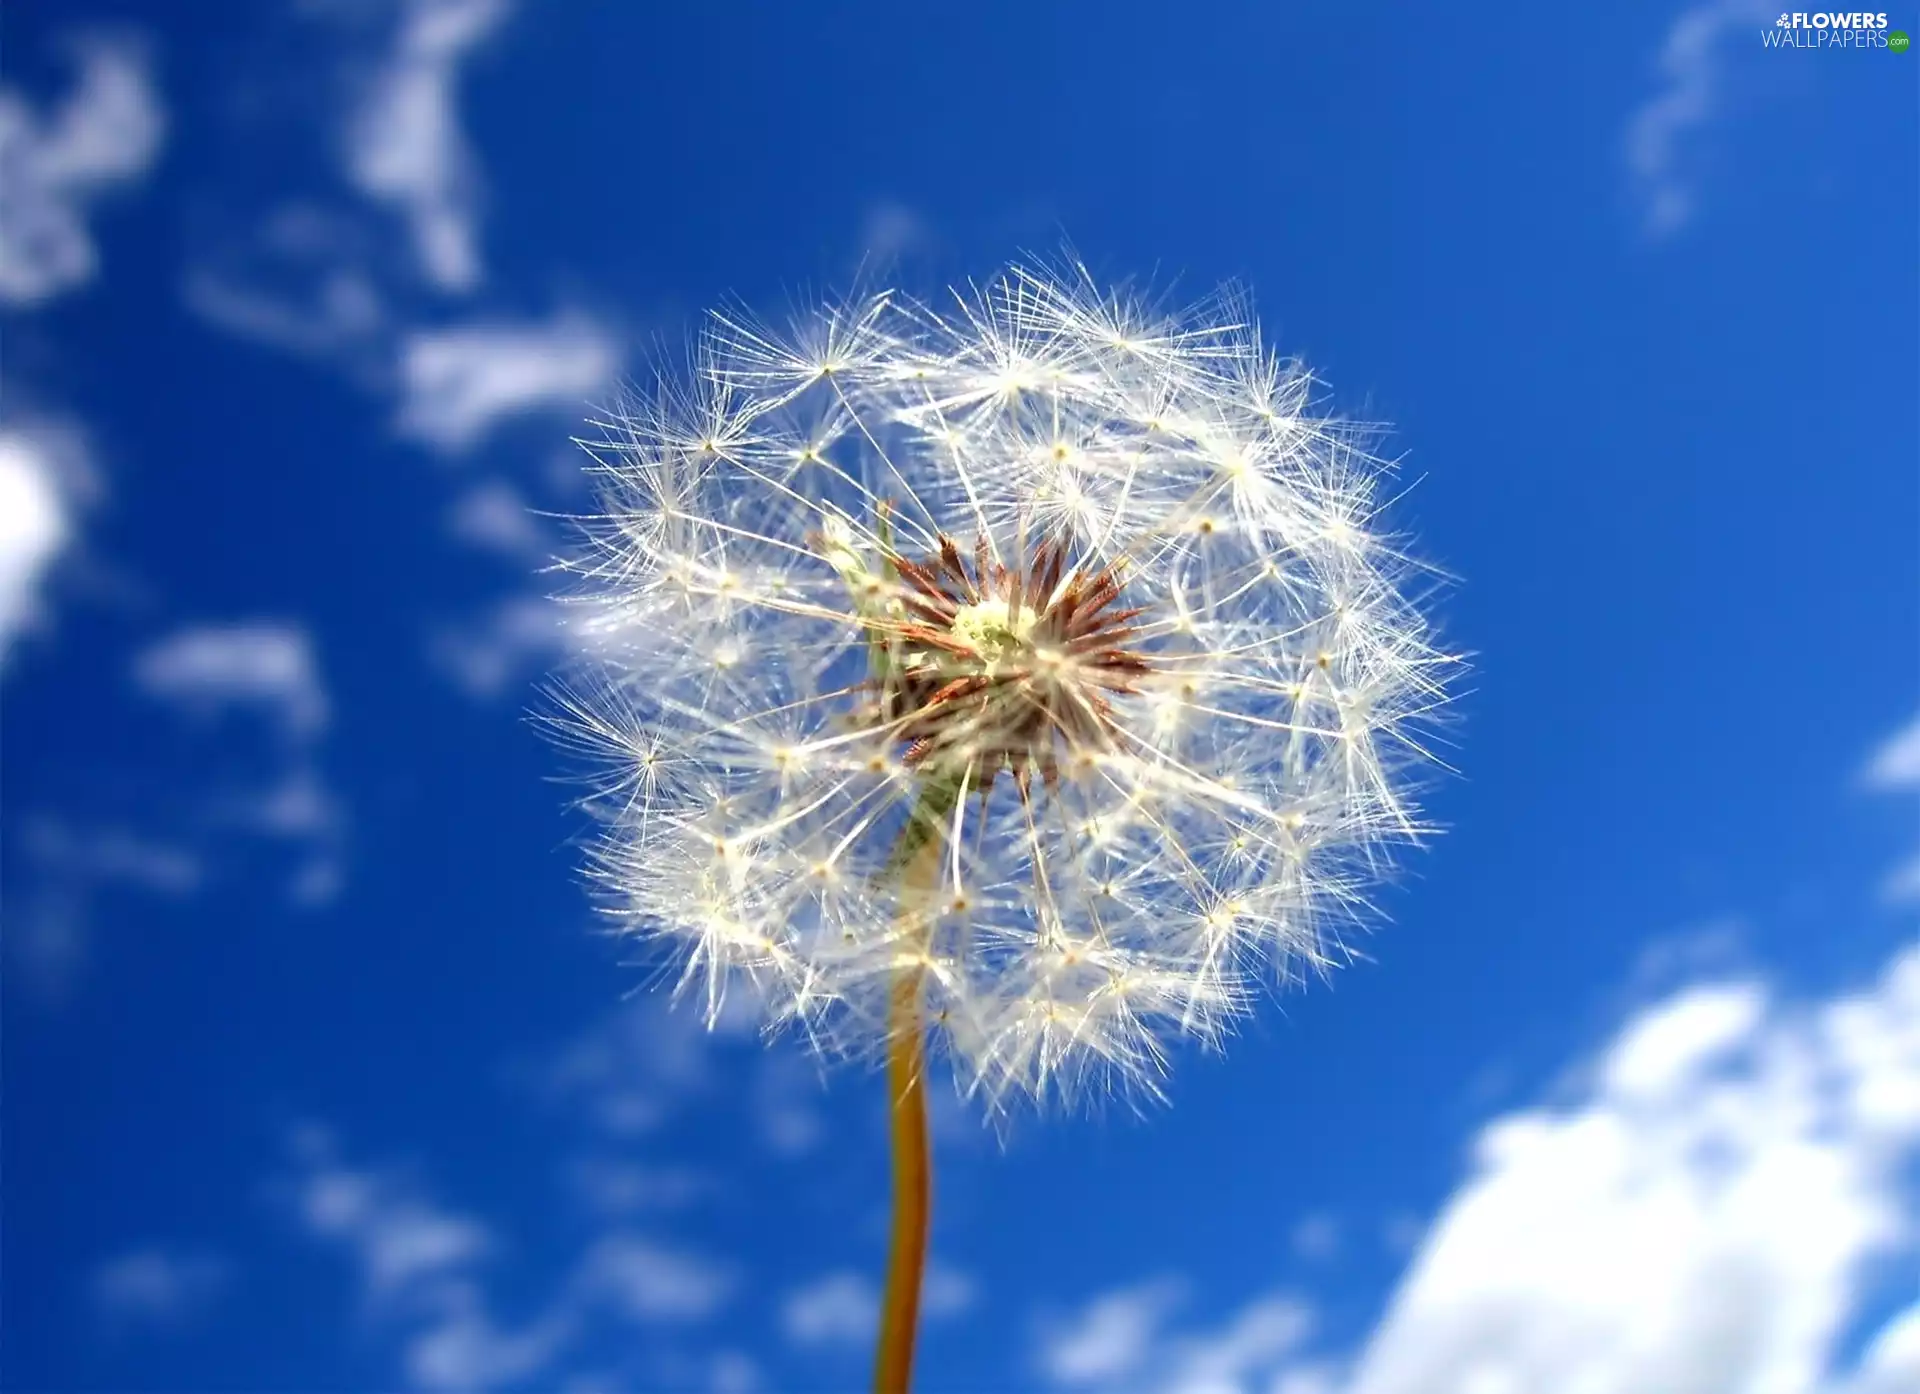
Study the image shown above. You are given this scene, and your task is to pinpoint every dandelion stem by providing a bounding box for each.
[874,779,961,1394]
[874,950,932,1393]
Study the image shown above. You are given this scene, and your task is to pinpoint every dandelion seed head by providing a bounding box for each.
[548,259,1458,1115]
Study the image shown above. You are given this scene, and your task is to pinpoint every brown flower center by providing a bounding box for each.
[872,534,1154,794]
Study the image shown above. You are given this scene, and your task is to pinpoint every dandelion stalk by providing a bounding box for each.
[875,951,932,1394]
[873,780,961,1394]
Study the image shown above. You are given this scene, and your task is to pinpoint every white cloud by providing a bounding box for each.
[0,419,95,666]
[754,1047,829,1158]
[402,1296,573,1393]
[346,0,510,293]
[281,1127,572,1390]
[0,36,164,306]
[125,624,347,903]
[183,1,503,350]
[448,479,550,560]
[708,1350,762,1394]
[782,1270,878,1347]
[431,594,567,698]
[177,7,621,724]
[431,580,632,703]
[1040,1278,1188,1385]
[1846,1304,1920,1394]
[579,1235,733,1323]
[281,1127,748,1389]
[1622,1,1771,238]
[858,201,934,261]
[924,1261,978,1320]
[525,987,755,1137]
[22,818,201,895]
[1040,936,1920,1394]
[1864,715,1920,902]
[181,204,388,365]
[563,1158,715,1218]
[223,761,335,836]
[1599,981,1765,1099]
[397,313,619,452]
[12,817,203,999]
[122,622,346,907]
[293,1144,492,1300]
[183,1,615,478]
[0,431,71,655]
[1378,1212,1423,1257]
[134,623,329,737]
[92,1246,228,1328]
[1040,1281,1313,1394]
[1880,855,1920,905]
[1163,1296,1315,1394]
[1864,715,1920,790]
[1290,1213,1341,1262]
[1337,949,1919,1394]
[231,768,348,904]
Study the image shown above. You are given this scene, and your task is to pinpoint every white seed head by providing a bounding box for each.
[548,261,1458,1115]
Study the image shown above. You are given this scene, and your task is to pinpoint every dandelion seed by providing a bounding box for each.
[545,257,1457,1392]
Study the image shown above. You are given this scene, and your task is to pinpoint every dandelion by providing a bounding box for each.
[546,259,1456,1391]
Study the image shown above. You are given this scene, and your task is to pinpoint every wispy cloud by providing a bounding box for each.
[1863,715,1920,791]
[856,200,935,263]
[182,1,619,462]
[753,1047,830,1158]
[524,991,750,1139]
[403,1302,575,1394]
[173,1,619,716]
[922,1261,978,1323]
[280,1126,570,1390]
[397,313,620,452]
[345,0,511,294]
[279,1126,743,1389]
[431,472,616,700]
[15,620,348,998]
[429,594,569,698]
[1863,714,1920,901]
[132,621,347,904]
[133,623,330,737]
[562,1157,717,1219]
[446,479,551,562]
[1289,1213,1341,1262]
[21,819,202,896]
[709,1350,763,1394]
[291,1134,493,1300]
[1622,1,1771,239]
[1041,1277,1316,1394]
[182,205,389,366]
[578,1235,733,1323]
[782,1269,878,1347]
[1164,1296,1316,1394]
[0,34,165,306]
[10,816,203,999]
[1038,1277,1189,1385]
[91,1245,229,1330]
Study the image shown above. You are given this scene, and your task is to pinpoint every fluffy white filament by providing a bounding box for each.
[547,262,1456,1113]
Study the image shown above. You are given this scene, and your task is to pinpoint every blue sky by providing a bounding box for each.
[3,1,1916,1391]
